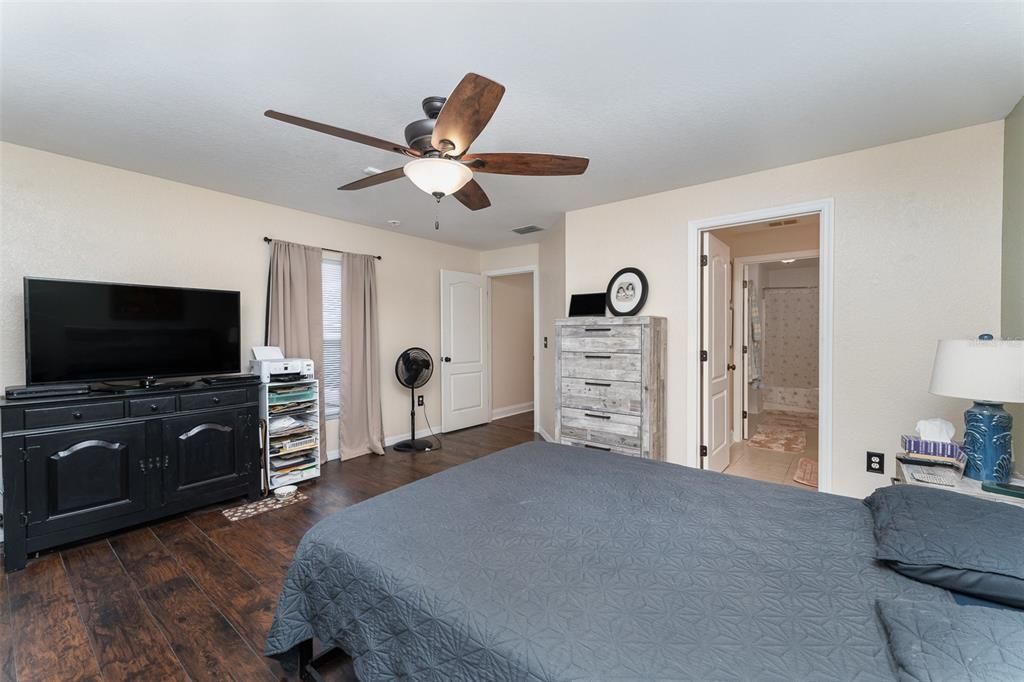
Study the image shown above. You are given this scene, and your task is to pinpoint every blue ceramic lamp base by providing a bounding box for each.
[962,401,1014,483]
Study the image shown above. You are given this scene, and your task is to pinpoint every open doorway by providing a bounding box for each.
[487,270,536,428]
[689,201,832,491]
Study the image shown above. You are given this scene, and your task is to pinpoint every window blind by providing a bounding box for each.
[322,257,343,418]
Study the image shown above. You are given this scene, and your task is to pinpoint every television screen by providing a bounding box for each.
[25,278,241,384]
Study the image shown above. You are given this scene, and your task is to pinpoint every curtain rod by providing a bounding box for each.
[263,236,382,260]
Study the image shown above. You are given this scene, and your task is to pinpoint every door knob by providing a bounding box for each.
[443,357,452,363]
[727,363,737,371]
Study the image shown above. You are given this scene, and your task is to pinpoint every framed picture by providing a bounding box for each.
[606,267,648,316]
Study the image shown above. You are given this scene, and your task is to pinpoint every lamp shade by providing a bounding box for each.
[929,338,1024,404]
[403,158,472,197]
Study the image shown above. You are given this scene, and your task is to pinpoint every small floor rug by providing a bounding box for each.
[222,491,308,522]
[793,457,819,487]
[748,424,807,454]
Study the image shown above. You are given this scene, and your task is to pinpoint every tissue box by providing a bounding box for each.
[900,434,963,458]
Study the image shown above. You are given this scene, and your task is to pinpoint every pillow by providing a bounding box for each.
[864,484,1024,607]
[876,600,1024,682]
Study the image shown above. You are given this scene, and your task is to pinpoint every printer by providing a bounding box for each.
[249,346,314,383]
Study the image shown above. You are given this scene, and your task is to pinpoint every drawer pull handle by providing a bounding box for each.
[53,440,124,460]
[584,354,611,359]
[584,444,611,451]
[584,327,611,332]
[150,404,160,412]
[584,413,611,420]
[584,381,611,387]
[72,411,83,420]
[212,397,221,404]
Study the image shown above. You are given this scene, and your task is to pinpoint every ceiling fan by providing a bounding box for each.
[265,73,589,212]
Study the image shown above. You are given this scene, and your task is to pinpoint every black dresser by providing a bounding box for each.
[1,381,261,571]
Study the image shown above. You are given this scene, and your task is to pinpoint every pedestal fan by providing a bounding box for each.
[393,347,434,452]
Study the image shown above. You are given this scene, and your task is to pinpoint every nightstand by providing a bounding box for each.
[893,461,1024,508]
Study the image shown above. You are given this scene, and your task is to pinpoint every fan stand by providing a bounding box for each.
[392,385,433,452]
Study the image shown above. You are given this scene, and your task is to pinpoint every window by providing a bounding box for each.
[322,257,342,418]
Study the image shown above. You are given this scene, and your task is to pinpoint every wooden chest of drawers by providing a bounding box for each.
[555,316,666,459]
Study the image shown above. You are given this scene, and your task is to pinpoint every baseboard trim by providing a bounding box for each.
[491,401,534,420]
[538,426,555,443]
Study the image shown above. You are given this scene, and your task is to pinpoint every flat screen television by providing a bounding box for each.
[25,278,241,385]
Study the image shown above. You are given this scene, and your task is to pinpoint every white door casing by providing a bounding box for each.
[701,232,732,472]
[440,270,491,432]
[741,264,750,440]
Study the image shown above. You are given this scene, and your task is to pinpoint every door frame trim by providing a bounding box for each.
[686,199,834,493]
[731,249,820,440]
[482,266,540,434]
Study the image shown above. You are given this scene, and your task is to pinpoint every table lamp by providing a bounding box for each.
[929,335,1024,482]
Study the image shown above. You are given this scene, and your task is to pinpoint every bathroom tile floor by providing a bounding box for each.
[723,412,819,490]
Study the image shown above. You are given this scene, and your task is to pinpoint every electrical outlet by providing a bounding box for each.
[866,451,884,474]
[417,395,424,407]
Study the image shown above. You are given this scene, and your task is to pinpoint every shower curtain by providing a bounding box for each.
[762,287,818,412]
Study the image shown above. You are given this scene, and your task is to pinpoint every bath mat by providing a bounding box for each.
[748,424,806,454]
[222,491,308,522]
[793,457,819,487]
[763,410,818,430]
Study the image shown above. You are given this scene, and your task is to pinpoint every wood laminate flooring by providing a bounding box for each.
[1,412,540,681]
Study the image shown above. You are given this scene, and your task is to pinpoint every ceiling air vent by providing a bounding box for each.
[512,225,543,235]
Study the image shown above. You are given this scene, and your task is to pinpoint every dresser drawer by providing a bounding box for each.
[179,389,247,411]
[128,396,177,417]
[560,407,642,450]
[560,325,641,353]
[561,437,641,458]
[23,401,125,429]
[560,378,642,416]
[561,352,641,382]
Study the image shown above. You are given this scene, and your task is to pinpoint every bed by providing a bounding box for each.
[263,442,1004,680]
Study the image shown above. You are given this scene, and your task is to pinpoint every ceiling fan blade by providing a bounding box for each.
[452,179,491,211]
[337,167,405,191]
[265,110,419,157]
[431,73,505,157]
[462,153,589,176]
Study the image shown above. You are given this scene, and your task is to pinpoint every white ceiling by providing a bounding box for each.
[2,2,1021,250]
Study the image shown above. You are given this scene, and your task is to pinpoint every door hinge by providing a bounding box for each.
[700,445,708,458]
[742,345,748,354]
[20,445,39,462]
[700,255,708,267]
[743,410,748,419]
[700,350,708,362]
[743,279,748,288]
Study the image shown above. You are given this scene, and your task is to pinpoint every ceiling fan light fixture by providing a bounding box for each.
[403,158,472,197]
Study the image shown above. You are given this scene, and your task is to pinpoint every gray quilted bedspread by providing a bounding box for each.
[264,442,950,681]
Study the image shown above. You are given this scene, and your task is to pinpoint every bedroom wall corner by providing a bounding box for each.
[565,122,1005,498]
[1001,96,1023,475]
[537,222,565,442]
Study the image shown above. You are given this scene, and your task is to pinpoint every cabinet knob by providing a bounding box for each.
[150,404,159,412]
[72,411,82,419]
[212,397,221,404]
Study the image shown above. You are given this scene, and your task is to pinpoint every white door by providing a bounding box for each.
[701,232,732,471]
[440,270,491,432]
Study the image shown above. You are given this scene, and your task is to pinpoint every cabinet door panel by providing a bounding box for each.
[162,410,248,504]
[25,423,147,536]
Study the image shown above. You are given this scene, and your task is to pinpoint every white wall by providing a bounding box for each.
[566,122,1005,497]
[1002,97,1023,474]
[537,225,565,441]
[0,142,481,458]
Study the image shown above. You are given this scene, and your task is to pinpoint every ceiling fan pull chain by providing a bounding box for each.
[434,193,441,230]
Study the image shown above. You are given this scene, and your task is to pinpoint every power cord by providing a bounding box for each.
[419,398,443,450]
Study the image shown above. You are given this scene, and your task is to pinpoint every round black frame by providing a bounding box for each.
[605,267,648,316]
